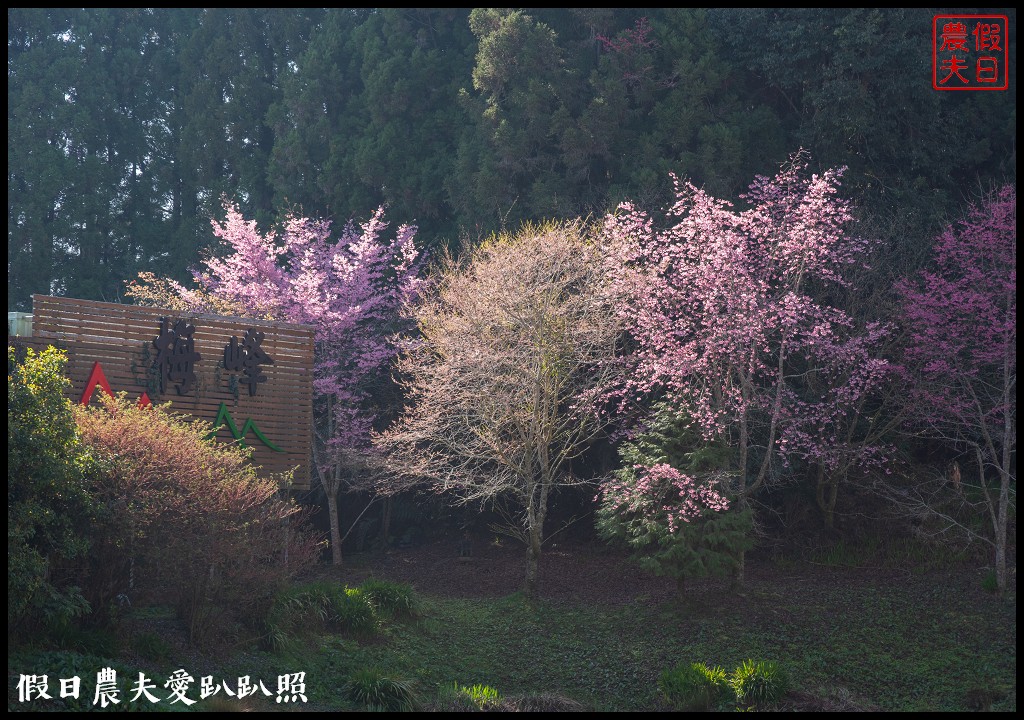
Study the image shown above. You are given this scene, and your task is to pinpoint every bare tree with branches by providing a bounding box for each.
[375,222,624,599]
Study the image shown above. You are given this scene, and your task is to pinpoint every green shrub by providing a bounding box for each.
[730,659,788,709]
[360,578,419,620]
[659,662,729,711]
[981,570,999,594]
[8,346,98,635]
[345,667,422,712]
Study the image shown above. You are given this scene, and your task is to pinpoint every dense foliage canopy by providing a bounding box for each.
[8,8,1015,311]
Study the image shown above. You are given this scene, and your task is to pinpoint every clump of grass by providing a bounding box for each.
[659,662,728,711]
[346,667,422,711]
[730,659,788,709]
[337,587,378,635]
[359,578,419,620]
[457,683,501,710]
[432,684,479,712]
[432,682,504,711]
[498,692,586,712]
[265,581,378,652]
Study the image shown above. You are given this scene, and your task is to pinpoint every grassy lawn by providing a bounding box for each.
[9,552,1016,712]
[288,579,1014,711]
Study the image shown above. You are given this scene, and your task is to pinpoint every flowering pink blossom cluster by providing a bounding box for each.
[603,153,892,482]
[896,185,1016,434]
[896,185,1015,591]
[600,463,729,534]
[181,202,421,456]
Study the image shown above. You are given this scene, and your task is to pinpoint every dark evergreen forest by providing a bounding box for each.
[8,8,1016,312]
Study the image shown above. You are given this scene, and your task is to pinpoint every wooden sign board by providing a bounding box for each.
[26,295,314,490]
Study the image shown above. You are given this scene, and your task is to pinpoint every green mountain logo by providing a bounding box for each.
[207,402,284,452]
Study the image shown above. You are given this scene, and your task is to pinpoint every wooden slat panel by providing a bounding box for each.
[25,295,315,490]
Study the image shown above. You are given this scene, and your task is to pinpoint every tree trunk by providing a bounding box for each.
[995,514,1007,593]
[523,470,551,600]
[978,443,1010,595]
[815,464,838,531]
[327,491,342,566]
[736,407,749,586]
[996,359,1012,594]
[996,431,1010,594]
[381,496,392,552]
[734,531,747,585]
[524,525,541,600]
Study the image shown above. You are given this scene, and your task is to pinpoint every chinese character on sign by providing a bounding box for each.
[223,328,275,396]
[933,15,1008,90]
[153,318,202,395]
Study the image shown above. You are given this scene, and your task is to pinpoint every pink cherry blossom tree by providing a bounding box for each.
[130,202,421,565]
[602,152,892,579]
[896,185,1015,592]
